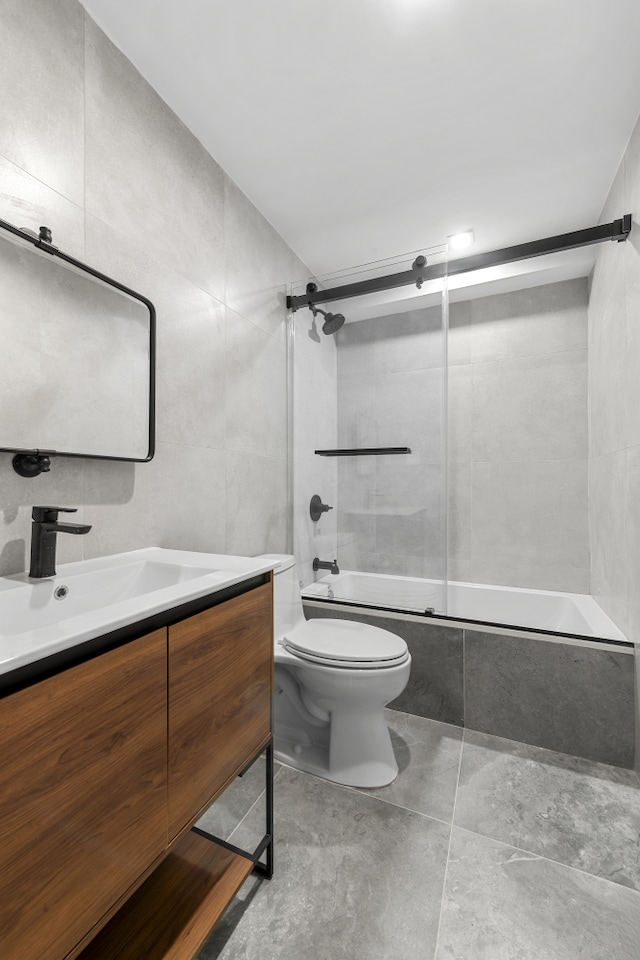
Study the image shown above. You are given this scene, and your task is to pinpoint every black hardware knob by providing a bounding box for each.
[310,494,333,522]
[12,454,52,478]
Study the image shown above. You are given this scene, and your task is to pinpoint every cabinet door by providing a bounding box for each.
[0,630,168,960]
[168,582,273,838]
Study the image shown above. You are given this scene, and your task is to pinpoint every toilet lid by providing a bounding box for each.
[283,618,408,668]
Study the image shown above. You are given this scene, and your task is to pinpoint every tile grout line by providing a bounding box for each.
[460,724,640,774]
[277,756,459,830]
[462,629,466,727]
[80,209,287,346]
[450,821,640,899]
[226,763,284,847]
[348,787,457,831]
[432,724,466,959]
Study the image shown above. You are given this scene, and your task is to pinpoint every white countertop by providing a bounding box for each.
[0,548,276,677]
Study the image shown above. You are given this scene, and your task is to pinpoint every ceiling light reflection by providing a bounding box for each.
[447,230,474,251]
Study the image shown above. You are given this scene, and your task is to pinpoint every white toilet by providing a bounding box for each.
[258,555,411,788]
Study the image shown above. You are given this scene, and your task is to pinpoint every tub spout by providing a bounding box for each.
[313,557,340,575]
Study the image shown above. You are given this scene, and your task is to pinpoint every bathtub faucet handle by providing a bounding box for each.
[313,557,340,575]
[310,495,333,522]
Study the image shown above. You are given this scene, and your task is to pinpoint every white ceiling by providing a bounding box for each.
[81,0,640,282]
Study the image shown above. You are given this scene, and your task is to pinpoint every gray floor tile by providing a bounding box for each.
[349,709,462,823]
[454,729,640,890]
[436,827,640,960]
[196,756,279,842]
[198,765,450,960]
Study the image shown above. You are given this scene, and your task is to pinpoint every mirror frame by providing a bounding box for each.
[0,216,156,465]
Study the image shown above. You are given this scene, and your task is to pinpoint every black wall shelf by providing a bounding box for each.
[314,447,412,457]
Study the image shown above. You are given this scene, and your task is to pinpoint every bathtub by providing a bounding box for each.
[301,569,635,768]
[302,570,628,642]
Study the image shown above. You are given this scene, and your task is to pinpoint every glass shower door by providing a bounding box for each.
[291,245,448,616]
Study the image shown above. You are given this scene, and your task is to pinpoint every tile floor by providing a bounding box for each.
[195,709,640,959]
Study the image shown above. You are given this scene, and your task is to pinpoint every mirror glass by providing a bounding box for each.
[0,229,153,461]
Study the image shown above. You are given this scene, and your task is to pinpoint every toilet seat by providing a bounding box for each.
[283,618,408,670]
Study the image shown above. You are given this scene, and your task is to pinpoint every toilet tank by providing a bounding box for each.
[256,554,306,640]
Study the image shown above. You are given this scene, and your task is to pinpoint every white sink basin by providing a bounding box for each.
[0,548,276,676]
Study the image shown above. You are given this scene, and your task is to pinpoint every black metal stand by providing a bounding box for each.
[191,739,274,880]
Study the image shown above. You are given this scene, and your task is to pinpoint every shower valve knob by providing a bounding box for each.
[310,494,333,522]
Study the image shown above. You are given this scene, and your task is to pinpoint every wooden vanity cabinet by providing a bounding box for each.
[0,628,168,960]
[0,574,274,960]
[168,581,273,838]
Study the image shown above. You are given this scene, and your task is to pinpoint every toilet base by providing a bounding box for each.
[274,711,399,789]
[274,658,408,789]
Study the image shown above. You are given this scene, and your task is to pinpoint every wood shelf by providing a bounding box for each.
[76,831,254,960]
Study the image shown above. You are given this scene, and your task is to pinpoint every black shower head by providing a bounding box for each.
[321,312,345,335]
[308,303,346,336]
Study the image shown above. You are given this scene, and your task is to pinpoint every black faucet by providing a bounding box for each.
[313,557,340,575]
[29,506,92,579]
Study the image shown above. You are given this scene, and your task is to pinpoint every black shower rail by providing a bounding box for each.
[287,215,632,312]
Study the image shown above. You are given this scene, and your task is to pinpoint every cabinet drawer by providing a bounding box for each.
[0,629,168,960]
[168,581,273,838]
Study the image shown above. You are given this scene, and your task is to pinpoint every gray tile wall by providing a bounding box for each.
[449,278,590,592]
[587,111,640,768]
[0,0,304,573]
[309,279,590,594]
[334,306,447,580]
[464,628,635,768]
[588,111,640,654]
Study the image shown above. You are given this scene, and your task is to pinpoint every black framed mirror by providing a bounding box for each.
[0,217,155,474]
